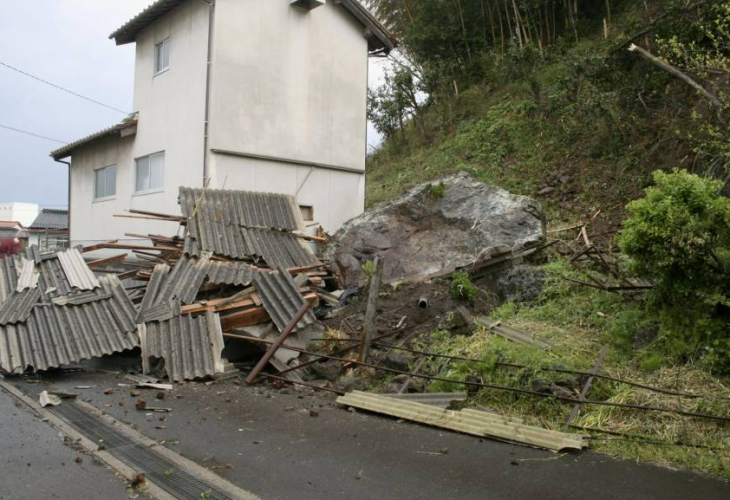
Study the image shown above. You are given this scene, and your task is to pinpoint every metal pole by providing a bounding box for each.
[245,303,310,385]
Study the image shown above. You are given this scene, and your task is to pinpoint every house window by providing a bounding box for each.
[299,205,314,222]
[154,38,170,74]
[94,165,117,200]
[135,152,165,194]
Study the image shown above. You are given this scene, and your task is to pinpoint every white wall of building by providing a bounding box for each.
[69,0,370,242]
[69,0,209,245]
[0,203,39,228]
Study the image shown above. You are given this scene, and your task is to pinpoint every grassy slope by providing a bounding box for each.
[363,6,730,479]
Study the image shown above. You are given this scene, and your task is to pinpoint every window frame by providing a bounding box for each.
[93,165,117,202]
[134,151,165,195]
[154,38,170,76]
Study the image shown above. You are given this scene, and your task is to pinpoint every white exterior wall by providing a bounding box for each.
[69,0,370,242]
[207,0,369,231]
[0,203,39,228]
[69,0,209,245]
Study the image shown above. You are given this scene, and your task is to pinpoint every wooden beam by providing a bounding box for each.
[360,257,384,362]
[566,345,609,427]
[87,253,127,269]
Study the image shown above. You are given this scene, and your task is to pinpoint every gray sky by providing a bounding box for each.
[0,0,385,210]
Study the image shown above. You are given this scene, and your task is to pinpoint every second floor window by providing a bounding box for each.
[155,38,169,74]
[94,165,116,200]
[135,152,164,194]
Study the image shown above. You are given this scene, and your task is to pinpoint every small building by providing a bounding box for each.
[0,203,39,228]
[51,0,395,246]
[28,209,70,252]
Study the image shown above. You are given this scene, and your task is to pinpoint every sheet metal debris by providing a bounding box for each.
[0,288,42,325]
[476,317,553,349]
[139,312,225,382]
[205,260,255,286]
[253,269,316,333]
[0,256,19,305]
[382,392,468,409]
[338,391,587,452]
[0,273,138,375]
[57,247,100,291]
[16,258,39,292]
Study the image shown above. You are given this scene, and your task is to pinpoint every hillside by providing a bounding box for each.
[360,0,730,478]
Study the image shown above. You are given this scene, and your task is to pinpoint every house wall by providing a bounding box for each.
[207,0,369,231]
[68,0,209,245]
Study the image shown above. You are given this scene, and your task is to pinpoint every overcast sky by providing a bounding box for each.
[0,0,386,210]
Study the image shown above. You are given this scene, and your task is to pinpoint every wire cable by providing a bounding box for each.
[0,60,129,115]
[0,123,66,144]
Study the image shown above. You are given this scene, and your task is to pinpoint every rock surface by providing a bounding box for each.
[325,173,546,287]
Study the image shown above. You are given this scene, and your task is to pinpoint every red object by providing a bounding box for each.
[0,239,21,258]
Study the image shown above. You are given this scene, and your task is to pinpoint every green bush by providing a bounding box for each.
[618,169,730,297]
[618,169,730,372]
[451,271,478,302]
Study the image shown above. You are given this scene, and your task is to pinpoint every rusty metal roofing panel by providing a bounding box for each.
[382,392,468,409]
[139,313,225,382]
[180,187,305,234]
[0,275,138,375]
[0,256,19,306]
[0,288,42,325]
[16,258,40,292]
[252,269,315,333]
[205,261,255,286]
[57,247,99,291]
[138,257,208,323]
[337,392,587,452]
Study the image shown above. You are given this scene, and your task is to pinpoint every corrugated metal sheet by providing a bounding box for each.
[381,392,468,409]
[337,392,586,452]
[138,257,209,323]
[252,269,316,333]
[0,275,138,375]
[57,247,99,291]
[139,313,225,382]
[0,256,19,306]
[180,187,304,232]
[37,257,73,297]
[184,226,318,268]
[16,258,39,292]
[0,288,41,325]
[205,261,255,286]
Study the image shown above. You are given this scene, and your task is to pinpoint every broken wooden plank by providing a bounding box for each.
[566,345,609,427]
[475,317,552,349]
[360,257,384,362]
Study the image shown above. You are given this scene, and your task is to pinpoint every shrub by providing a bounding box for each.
[0,239,21,258]
[617,169,730,298]
[451,271,478,302]
[618,169,730,372]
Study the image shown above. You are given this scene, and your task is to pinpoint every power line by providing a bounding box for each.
[0,60,129,115]
[0,123,66,144]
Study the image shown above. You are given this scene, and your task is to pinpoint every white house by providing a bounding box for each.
[51,0,395,246]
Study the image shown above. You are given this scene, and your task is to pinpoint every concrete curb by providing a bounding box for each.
[0,379,262,500]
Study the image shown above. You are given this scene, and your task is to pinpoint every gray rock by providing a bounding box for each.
[325,173,546,287]
[383,352,412,372]
[491,264,546,304]
[337,374,366,393]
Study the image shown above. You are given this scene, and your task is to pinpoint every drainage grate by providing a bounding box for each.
[51,402,236,500]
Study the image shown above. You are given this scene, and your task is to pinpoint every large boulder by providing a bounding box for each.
[325,173,546,287]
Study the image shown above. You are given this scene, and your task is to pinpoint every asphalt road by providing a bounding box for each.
[0,385,132,500]
[6,361,729,500]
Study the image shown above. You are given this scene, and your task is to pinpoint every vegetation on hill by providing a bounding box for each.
[363,0,730,477]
